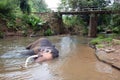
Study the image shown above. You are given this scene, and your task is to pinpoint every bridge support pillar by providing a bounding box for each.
[57,13,64,34]
[88,14,97,37]
[49,12,64,34]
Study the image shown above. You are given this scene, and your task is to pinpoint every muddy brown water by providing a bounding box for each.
[0,35,120,80]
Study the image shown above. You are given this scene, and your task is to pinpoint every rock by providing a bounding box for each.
[104,48,115,53]
[95,45,120,70]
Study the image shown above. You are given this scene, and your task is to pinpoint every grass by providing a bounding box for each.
[90,33,113,45]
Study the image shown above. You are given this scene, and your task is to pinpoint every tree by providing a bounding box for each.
[0,0,18,14]
[30,0,49,12]
[110,3,120,33]
[20,0,31,14]
[58,0,110,11]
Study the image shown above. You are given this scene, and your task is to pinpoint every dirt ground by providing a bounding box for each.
[95,39,120,69]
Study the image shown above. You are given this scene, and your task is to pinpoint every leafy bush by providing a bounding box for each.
[0,0,18,31]
[63,15,87,34]
[44,29,54,36]
[97,33,106,38]
[103,38,113,43]
[90,38,103,45]
[20,0,31,14]
[109,3,120,34]
[21,14,43,31]
[0,0,13,14]
[97,25,106,32]
[6,20,17,30]
[63,16,85,27]
[0,31,4,38]
[90,36,113,45]
[21,25,28,36]
[96,44,105,48]
[0,0,17,21]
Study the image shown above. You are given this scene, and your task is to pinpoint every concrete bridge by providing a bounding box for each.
[59,10,120,37]
[34,9,120,37]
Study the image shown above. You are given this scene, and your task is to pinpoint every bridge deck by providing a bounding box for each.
[33,10,120,15]
[59,10,120,15]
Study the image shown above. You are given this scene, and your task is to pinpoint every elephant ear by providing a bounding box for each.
[52,45,55,47]
[25,38,40,49]
[46,47,59,59]
[26,44,32,49]
[51,47,59,58]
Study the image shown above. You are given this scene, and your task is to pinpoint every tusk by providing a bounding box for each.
[25,55,38,68]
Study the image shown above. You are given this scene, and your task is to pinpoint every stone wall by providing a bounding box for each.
[34,12,64,35]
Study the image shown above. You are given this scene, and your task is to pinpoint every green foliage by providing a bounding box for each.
[97,14,111,27]
[63,16,75,26]
[30,0,49,12]
[90,35,113,45]
[63,15,86,27]
[22,14,38,26]
[96,44,105,48]
[90,38,103,45]
[112,27,119,33]
[21,25,28,36]
[0,31,4,38]
[44,29,54,36]
[0,12,17,31]
[97,3,120,34]
[20,0,31,14]
[26,15,40,26]
[21,14,44,31]
[103,37,113,42]
[0,0,19,14]
[0,0,19,30]
[97,33,106,38]
[111,14,120,33]
[112,3,120,10]
[63,15,87,34]
[0,0,50,37]
[109,3,120,34]
[0,0,18,20]
[59,0,110,35]
[7,20,16,29]
[97,25,105,32]
[58,0,109,11]
[0,0,13,14]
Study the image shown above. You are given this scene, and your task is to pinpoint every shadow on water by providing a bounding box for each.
[0,35,120,80]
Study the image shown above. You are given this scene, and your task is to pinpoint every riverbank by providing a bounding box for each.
[94,39,120,70]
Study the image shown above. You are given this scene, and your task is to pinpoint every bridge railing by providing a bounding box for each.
[57,7,107,12]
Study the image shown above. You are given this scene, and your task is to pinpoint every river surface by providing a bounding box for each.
[0,35,120,80]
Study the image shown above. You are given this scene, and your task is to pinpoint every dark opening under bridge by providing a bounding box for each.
[34,10,120,37]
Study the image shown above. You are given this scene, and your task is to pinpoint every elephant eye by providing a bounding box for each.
[42,48,50,53]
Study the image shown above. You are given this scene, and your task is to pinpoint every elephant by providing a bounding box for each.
[23,38,59,63]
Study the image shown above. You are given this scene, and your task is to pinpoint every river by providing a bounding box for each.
[0,35,120,80]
